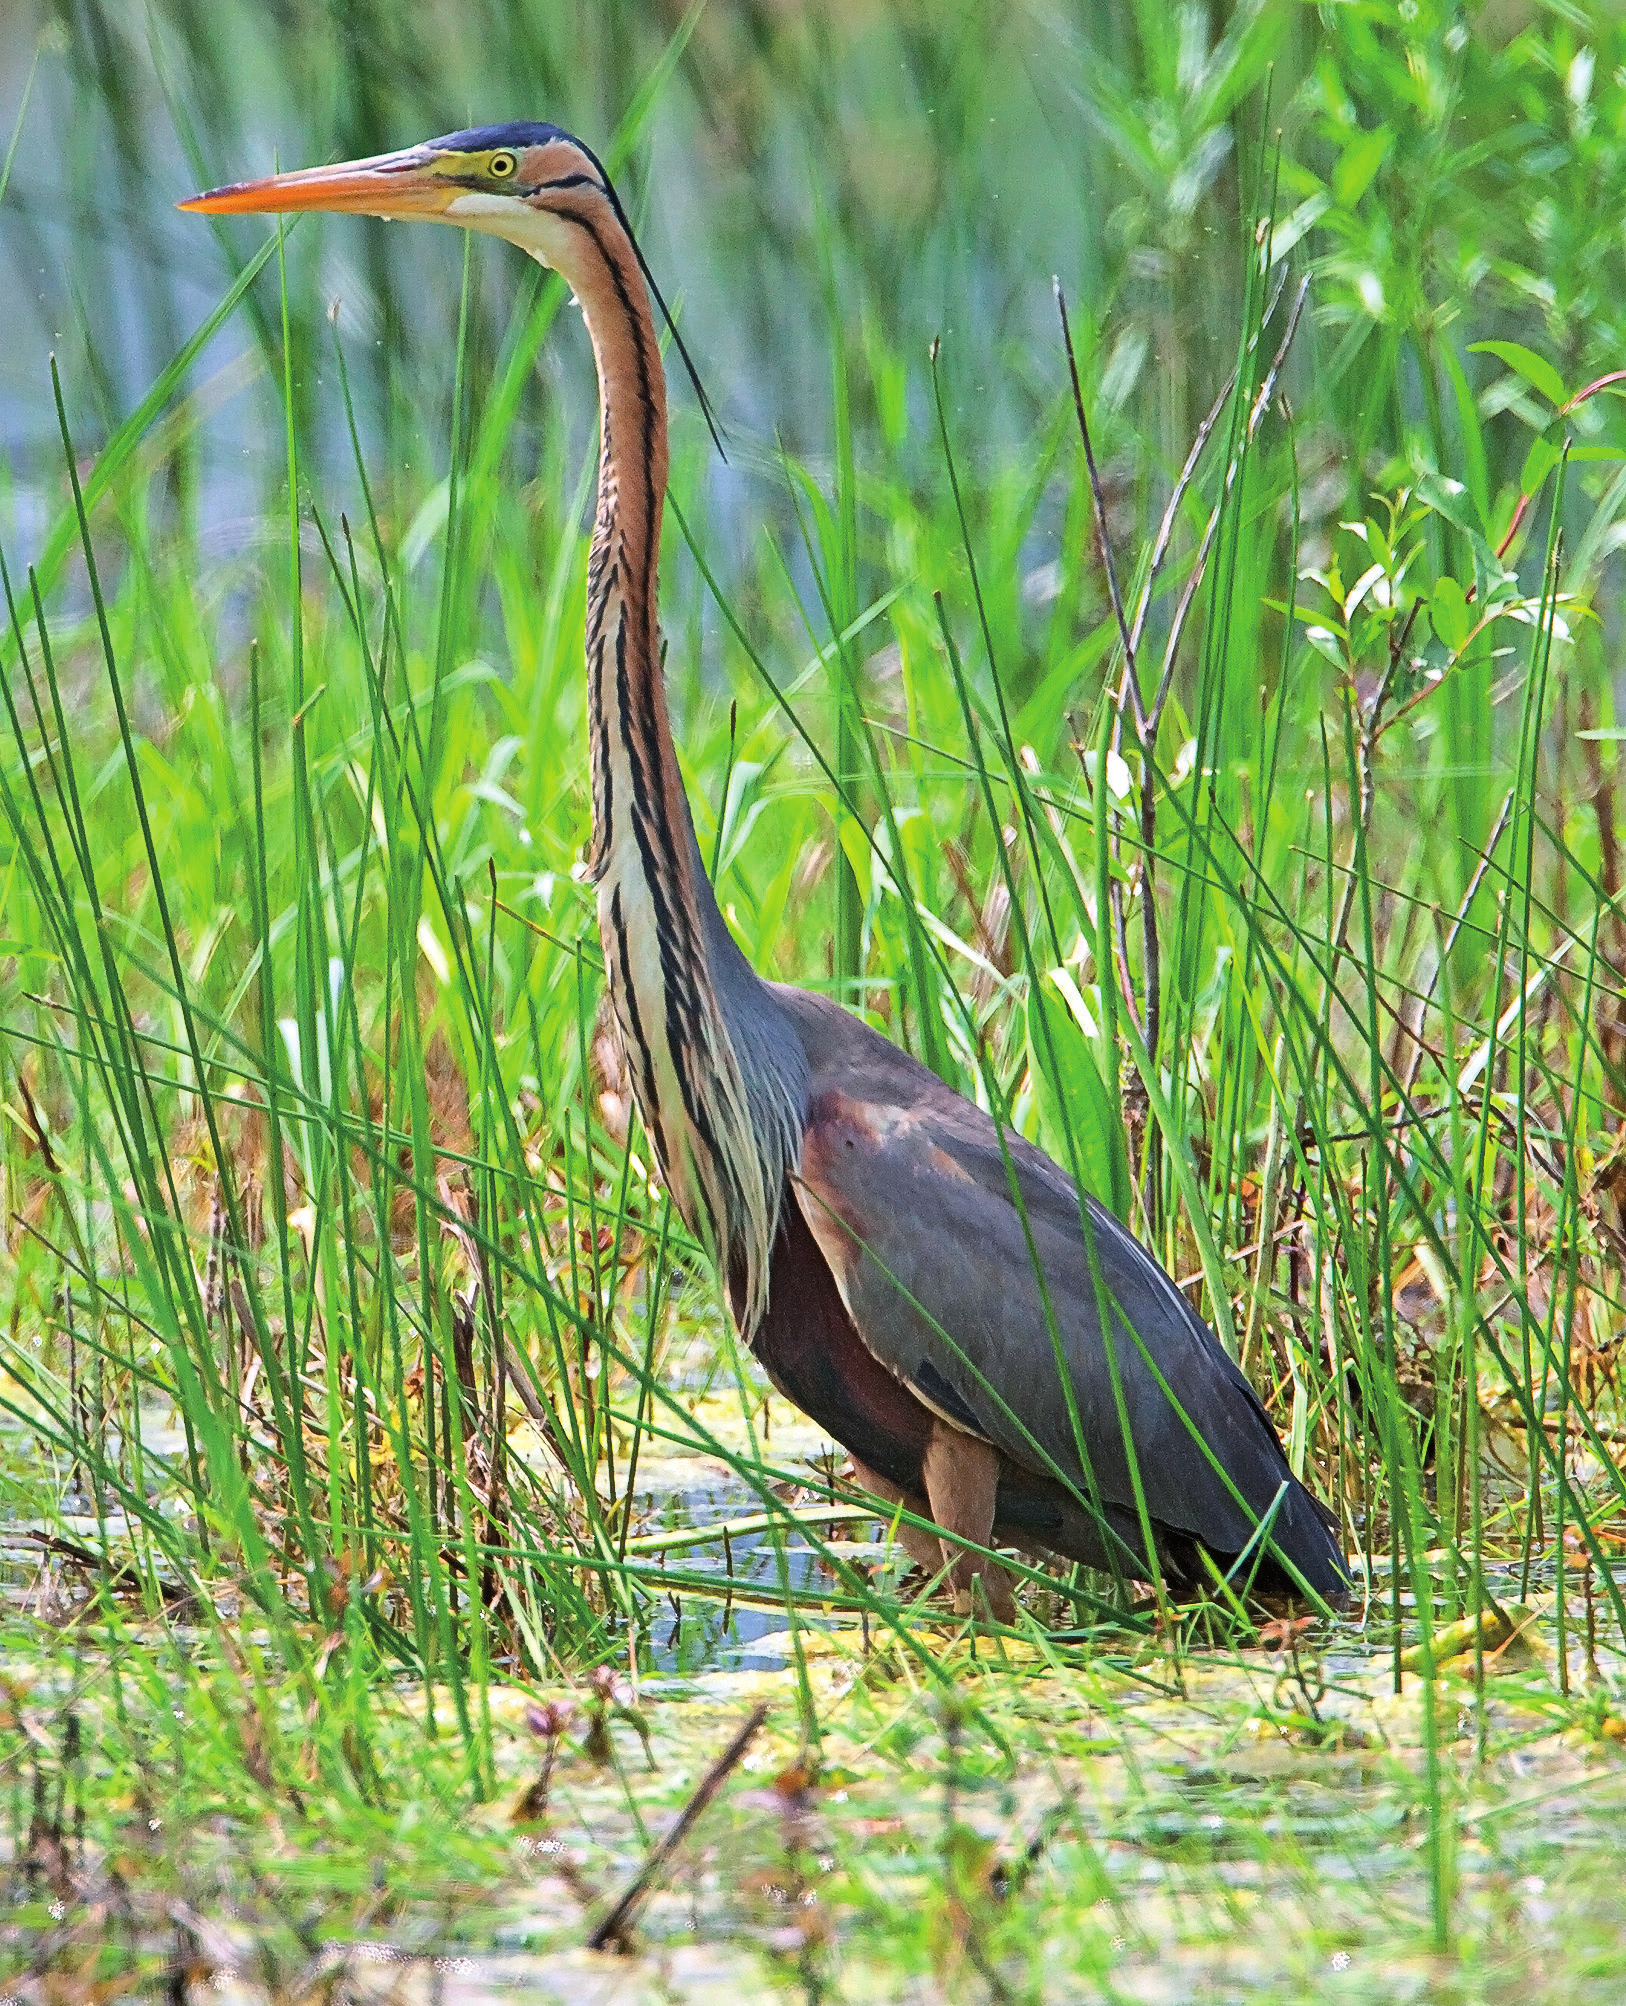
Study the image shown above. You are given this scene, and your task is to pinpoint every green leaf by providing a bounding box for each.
[1332,124,1391,209]
[1431,576,1470,653]
[1416,474,1510,597]
[1416,472,1476,535]
[1520,434,1561,497]
[834,807,871,905]
[1470,340,1567,410]
[1438,346,1489,526]
[1026,983,1132,1224]
[1363,516,1394,571]
[1301,623,1347,670]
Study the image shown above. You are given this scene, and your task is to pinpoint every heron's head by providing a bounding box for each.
[180,123,620,273]
[183,123,726,454]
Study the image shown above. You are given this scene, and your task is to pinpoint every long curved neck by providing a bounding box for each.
[532,198,802,1328]
[572,224,685,891]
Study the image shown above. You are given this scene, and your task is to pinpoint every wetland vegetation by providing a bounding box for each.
[2,1,1626,1998]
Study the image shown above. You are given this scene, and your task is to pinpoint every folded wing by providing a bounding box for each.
[774,986,1346,1595]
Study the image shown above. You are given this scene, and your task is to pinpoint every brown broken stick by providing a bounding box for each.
[586,1700,770,1952]
[7,1528,195,1609]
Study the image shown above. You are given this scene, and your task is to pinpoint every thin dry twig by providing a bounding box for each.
[3,1528,195,1609]
[1055,279,1136,704]
[586,1700,770,1951]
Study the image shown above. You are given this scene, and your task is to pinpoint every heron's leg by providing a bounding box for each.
[848,1459,943,1574]
[922,1423,1017,1623]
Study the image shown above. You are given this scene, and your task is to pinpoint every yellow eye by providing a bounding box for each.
[488,152,517,179]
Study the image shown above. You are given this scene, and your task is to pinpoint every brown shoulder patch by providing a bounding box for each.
[805,1087,880,1144]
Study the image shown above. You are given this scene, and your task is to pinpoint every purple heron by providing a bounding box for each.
[183,126,1347,1622]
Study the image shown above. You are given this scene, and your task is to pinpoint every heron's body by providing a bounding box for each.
[185,125,1348,1619]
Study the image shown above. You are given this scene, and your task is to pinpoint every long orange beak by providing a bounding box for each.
[179,148,457,220]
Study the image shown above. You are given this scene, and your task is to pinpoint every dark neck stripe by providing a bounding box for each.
[562,182,786,1304]
[560,207,662,624]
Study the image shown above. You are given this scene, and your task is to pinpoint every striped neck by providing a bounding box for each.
[551,196,804,1329]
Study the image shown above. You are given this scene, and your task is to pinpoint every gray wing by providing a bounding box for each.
[774,985,1344,1593]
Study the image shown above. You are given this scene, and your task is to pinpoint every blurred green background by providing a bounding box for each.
[7,0,1274,484]
[5,0,1621,603]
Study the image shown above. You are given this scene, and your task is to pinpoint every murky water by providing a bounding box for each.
[628,1474,846,1678]
[0,1378,877,1675]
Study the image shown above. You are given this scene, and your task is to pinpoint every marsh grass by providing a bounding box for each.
[3,2,1626,1997]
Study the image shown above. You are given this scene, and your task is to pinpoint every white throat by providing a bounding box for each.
[445,191,581,274]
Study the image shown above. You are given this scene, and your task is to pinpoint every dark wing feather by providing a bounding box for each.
[774,986,1346,1595]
